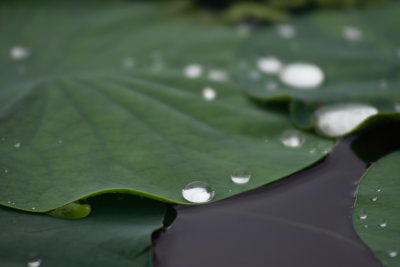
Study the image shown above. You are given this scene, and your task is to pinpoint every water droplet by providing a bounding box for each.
[48,201,92,219]
[237,23,252,38]
[388,249,398,258]
[231,168,251,184]
[314,103,378,137]
[58,140,63,144]
[371,196,378,202]
[277,24,296,39]
[279,63,324,89]
[7,200,12,204]
[27,254,42,267]
[14,143,21,148]
[377,188,382,193]
[359,211,368,220]
[309,148,316,154]
[280,129,305,148]
[184,64,203,78]
[4,169,9,173]
[202,87,217,101]
[363,224,368,228]
[249,70,261,80]
[10,46,30,60]
[208,69,228,81]
[379,80,388,89]
[343,26,362,42]
[394,103,400,112]
[266,81,278,91]
[257,57,283,74]
[182,181,215,203]
[122,58,135,69]
[379,220,387,228]
[31,207,36,210]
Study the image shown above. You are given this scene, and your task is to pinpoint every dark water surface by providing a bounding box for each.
[154,133,390,267]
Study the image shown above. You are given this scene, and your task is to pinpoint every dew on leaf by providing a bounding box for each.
[231,168,251,184]
[314,103,378,137]
[14,143,21,149]
[359,211,368,220]
[48,201,92,219]
[280,129,305,148]
[371,196,378,202]
[122,58,135,69]
[182,181,215,203]
[388,249,398,258]
[279,63,324,89]
[208,69,228,81]
[27,254,42,267]
[257,57,283,74]
[394,103,400,112]
[277,24,296,39]
[266,81,278,91]
[343,26,363,42]
[249,70,261,80]
[184,64,203,78]
[378,220,387,228]
[10,46,30,60]
[202,87,217,101]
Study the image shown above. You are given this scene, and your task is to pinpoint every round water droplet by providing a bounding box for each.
[277,24,296,39]
[377,188,382,193]
[309,148,316,154]
[314,103,378,137]
[48,201,92,219]
[394,103,400,112]
[122,58,135,69]
[27,254,42,267]
[4,169,9,173]
[279,63,324,89]
[388,249,398,258]
[363,224,368,228]
[231,168,251,184]
[359,211,368,220]
[208,69,228,81]
[14,143,21,148]
[280,129,305,148]
[343,26,363,42]
[184,64,203,78]
[182,181,215,203]
[31,207,36,210]
[202,87,216,101]
[371,196,378,202]
[10,46,30,60]
[379,220,387,228]
[257,57,283,74]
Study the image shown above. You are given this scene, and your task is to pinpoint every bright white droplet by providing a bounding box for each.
[359,211,368,220]
[10,46,30,60]
[27,256,42,267]
[379,220,387,228]
[266,81,278,91]
[343,26,363,42]
[184,64,203,78]
[388,249,398,258]
[202,87,217,101]
[280,129,305,148]
[182,181,215,203]
[231,168,251,184]
[257,57,283,74]
[31,207,36,210]
[371,196,378,202]
[122,58,135,69]
[364,224,368,228]
[208,69,228,81]
[314,103,378,137]
[14,143,21,148]
[280,63,324,89]
[377,188,382,193]
[277,24,296,39]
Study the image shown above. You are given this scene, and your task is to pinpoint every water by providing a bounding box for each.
[277,24,296,39]
[359,211,368,220]
[377,188,382,193]
[14,143,21,148]
[208,69,228,81]
[202,87,216,101]
[279,63,324,89]
[371,196,378,202]
[314,103,378,137]
[184,64,203,78]
[343,26,362,42]
[378,220,387,228]
[394,103,400,112]
[249,70,260,80]
[48,201,92,219]
[182,181,215,203]
[280,129,305,148]
[27,255,42,267]
[122,58,135,68]
[257,57,282,74]
[231,168,251,184]
[388,249,397,258]
[10,46,30,60]
[266,81,278,91]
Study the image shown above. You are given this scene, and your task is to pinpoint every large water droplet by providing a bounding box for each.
[343,26,362,42]
[359,211,368,220]
[48,201,92,219]
[208,69,228,81]
[279,63,324,89]
[202,87,217,101]
[257,57,283,74]
[231,168,251,184]
[10,46,30,60]
[388,249,398,258]
[182,181,215,203]
[27,254,42,267]
[184,64,203,78]
[277,24,296,39]
[280,130,305,148]
[314,103,378,137]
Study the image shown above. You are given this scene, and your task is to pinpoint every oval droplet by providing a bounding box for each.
[10,46,30,60]
[122,58,135,69]
[277,24,296,39]
[208,69,228,81]
[388,249,398,258]
[343,26,362,42]
[48,201,91,219]
[379,220,387,228]
[27,254,42,267]
[231,168,251,184]
[359,211,368,220]
[257,57,282,74]
[14,143,21,148]
[280,129,306,148]
[371,196,378,202]
[182,181,215,203]
[202,87,217,101]
[184,64,203,78]
[279,63,324,89]
[314,103,378,137]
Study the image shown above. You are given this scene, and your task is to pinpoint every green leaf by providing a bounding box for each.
[235,2,400,129]
[0,194,166,267]
[353,150,400,266]
[0,0,334,211]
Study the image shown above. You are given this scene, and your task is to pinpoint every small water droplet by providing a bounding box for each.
[363,224,368,228]
[379,220,387,228]
[394,103,400,112]
[122,58,135,69]
[182,181,215,203]
[377,188,382,193]
[14,143,21,148]
[27,254,42,267]
[280,129,305,148]
[309,148,316,154]
[257,57,283,74]
[58,140,63,144]
[314,103,378,137]
[371,196,378,202]
[31,207,36,210]
[184,64,203,78]
[249,70,261,80]
[280,63,324,89]
[388,249,398,258]
[359,211,368,220]
[7,200,12,204]
[202,87,217,101]
[231,168,251,184]
[266,81,278,91]
[277,24,296,39]
[237,23,252,38]
[380,80,388,89]
[10,46,30,60]
[343,26,363,42]
[208,69,228,81]
[4,169,9,173]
